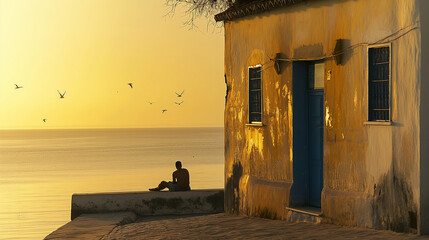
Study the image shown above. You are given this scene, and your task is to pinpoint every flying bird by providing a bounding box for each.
[14,84,23,89]
[57,90,66,98]
[128,83,133,88]
[42,119,47,123]
[162,109,167,113]
[175,90,184,97]
[147,101,154,105]
[175,101,184,105]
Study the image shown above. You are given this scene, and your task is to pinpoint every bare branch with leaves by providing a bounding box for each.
[165,0,235,28]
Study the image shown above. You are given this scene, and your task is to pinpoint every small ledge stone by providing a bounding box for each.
[246,123,265,127]
[363,121,392,126]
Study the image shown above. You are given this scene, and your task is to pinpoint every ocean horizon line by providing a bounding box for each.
[0,126,224,131]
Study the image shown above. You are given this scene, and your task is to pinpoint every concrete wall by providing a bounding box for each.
[224,0,425,233]
[71,190,224,220]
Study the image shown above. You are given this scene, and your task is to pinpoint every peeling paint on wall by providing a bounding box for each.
[246,129,264,158]
[266,98,271,114]
[353,89,358,109]
[325,106,332,127]
[238,109,243,123]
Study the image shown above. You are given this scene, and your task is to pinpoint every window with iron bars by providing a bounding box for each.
[368,46,390,121]
[249,66,262,123]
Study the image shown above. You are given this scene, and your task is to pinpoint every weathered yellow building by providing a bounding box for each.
[215,0,429,234]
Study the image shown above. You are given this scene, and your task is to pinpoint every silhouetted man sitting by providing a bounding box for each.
[149,161,191,191]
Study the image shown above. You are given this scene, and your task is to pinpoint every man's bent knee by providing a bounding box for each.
[159,181,169,188]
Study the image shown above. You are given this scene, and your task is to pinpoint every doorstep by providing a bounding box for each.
[285,206,322,224]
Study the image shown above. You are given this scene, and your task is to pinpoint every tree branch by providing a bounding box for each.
[165,0,235,29]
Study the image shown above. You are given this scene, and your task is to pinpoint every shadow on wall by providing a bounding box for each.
[225,161,243,214]
[333,39,352,65]
[294,44,324,59]
[291,40,353,66]
[373,169,417,233]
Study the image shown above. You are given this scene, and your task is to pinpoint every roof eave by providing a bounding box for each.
[215,0,308,22]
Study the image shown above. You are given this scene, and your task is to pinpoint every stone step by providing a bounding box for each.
[285,207,322,224]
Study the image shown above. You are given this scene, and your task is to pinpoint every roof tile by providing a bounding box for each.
[215,0,307,21]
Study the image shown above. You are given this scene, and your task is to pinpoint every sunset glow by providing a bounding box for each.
[0,0,225,129]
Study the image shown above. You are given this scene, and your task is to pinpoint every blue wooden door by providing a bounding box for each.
[308,89,324,207]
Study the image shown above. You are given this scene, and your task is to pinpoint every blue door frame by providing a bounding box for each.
[291,62,324,208]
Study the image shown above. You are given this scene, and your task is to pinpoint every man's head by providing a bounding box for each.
[175,161,182,169]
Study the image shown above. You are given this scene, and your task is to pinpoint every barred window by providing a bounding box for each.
[249,66,262,123]
[368,46,390,121]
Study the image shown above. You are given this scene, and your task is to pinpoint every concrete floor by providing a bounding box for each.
[102,213,429,240]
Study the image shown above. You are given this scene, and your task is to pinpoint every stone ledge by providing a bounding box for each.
[71,189,224,220]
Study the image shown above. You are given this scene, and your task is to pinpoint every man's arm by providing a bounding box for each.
[172,171,177,184]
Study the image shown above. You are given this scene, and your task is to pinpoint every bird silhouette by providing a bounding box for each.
[57,90,66,98]
[162,109,167,113]
[175,90,184,97]
[128,83,133,88]
[175,101,184,105]
[147,101,154,105]
[14,84,23,89]
[42,119,47,123]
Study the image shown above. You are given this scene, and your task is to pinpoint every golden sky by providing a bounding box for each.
[0,0,225,129]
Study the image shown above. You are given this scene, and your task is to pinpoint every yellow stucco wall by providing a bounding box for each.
[224,0,424,233]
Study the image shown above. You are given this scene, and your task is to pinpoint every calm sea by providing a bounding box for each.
[0,127,224,240]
